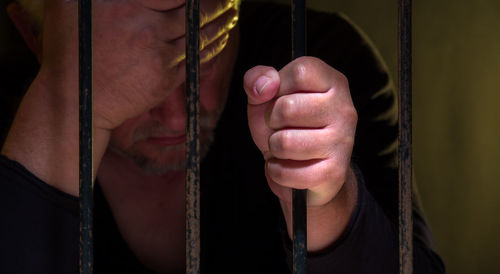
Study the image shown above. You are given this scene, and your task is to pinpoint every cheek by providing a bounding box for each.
[109,115,149,149]
[200,79,228,114]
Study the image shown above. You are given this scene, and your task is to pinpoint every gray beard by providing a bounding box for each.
[110,89,228,176]
[113,130,215,175]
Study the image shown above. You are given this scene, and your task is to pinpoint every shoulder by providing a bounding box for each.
[0,154,79,273]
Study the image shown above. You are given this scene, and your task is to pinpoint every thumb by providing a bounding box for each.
[243,66,280,105]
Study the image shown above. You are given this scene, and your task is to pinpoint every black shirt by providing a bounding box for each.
[0,2,445,273]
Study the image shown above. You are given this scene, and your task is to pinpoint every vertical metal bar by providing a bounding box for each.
[78,0,93,273]
[291,0,307,273]
[186,0,201,272]
[398,0,413,273]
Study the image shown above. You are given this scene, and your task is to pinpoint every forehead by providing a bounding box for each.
[41,0,240,20]
[112,0,240,11]
[137,0,241,16]
[138,0,237,8]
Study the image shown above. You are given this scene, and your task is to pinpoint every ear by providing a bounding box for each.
[7,2,43,62]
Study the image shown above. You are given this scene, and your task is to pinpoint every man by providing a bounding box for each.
[0,0,444,273]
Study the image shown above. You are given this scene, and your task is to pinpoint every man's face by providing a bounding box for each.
[85,0,241,174]
[29,0,239,174]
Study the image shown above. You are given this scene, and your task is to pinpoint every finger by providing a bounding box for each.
[277,56,349,97]
[200,0,241,27]
[169,6,238,66]
[266,175,341,206]
[265,158,347,205]
[268,129,337,160]
[200,32,230,64]
[245,66,280,157]
[200,8,238,50]
[265,167,293,203]
[266,157,349,190]
[247,103,274,158]
[243,66,280,105]
[163,0,238,43]
[266,92,332,129]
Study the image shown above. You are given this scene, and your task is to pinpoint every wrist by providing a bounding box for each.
[1,76,111,196]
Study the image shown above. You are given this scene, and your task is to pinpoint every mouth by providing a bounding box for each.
[147,134,186,146]
[145,127,214,148]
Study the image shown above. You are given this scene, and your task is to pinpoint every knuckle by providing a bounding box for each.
[291,62,307,85]
[280,97,296,121]
[268,134,281,155]
[335,72,350,92]
[340,132,355,149]
[343,105,358,125]
[268,162,285,183]
[290,56,328,87]
[270,131,292,158]
[278,131,294,152]
[327,159,347,185]
[338,72,349,86]
[297,56,322,67]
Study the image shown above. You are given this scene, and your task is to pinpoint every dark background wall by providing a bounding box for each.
[262,0,500,273]
[2,0,499,273]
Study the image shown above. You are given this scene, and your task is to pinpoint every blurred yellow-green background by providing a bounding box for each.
[262,0,500,272]
[2,0,499,273]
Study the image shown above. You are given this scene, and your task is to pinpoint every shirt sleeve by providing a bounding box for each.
[283,164,445,274]
[0,155,79,274]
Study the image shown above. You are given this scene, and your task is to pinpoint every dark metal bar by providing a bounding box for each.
[398,0,413,273]
[185,0,201,272]
[291,0,307,273]
[292,190,307,274]
[78,0,93,273]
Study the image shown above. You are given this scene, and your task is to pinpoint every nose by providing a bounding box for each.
[149,83,187,132]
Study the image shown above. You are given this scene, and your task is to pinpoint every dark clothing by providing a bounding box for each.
[0,2,444,274]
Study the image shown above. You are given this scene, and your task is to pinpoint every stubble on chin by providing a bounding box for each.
[109,76,230,175]
[138,131,214,175]
[110,128,215,175]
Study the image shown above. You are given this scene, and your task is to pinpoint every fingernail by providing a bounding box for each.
[255,75,271,95]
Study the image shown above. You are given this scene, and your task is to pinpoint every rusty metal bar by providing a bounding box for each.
[291,0,307,273]
[398,0,413,273]
[185,0,201,272]
[78,0,93,273]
